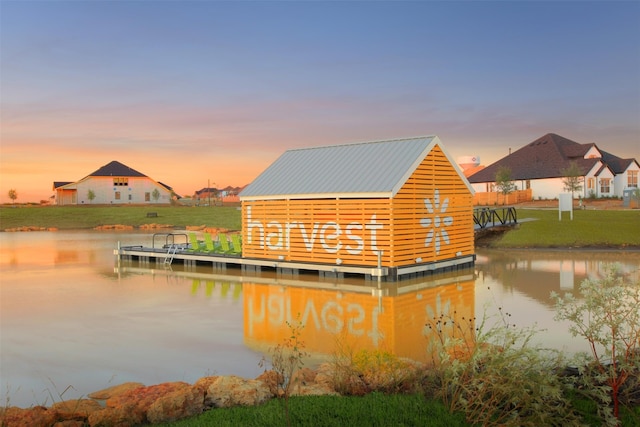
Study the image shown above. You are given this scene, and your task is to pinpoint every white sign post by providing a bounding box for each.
[559,193,573,221]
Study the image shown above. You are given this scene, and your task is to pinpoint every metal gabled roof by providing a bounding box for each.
[240,135,466,200]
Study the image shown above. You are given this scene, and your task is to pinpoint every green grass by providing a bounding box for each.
[159,393,467,427]
[157,392,640,427]
[568,391,640,427]
[495,208,640,248]
[0,205,241,231]
[2,206,638,249]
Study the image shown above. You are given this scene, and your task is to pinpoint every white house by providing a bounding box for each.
[53,161,174,205]
[467,133,639,199]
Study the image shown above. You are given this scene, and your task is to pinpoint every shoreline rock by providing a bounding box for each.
[0,367,339,427]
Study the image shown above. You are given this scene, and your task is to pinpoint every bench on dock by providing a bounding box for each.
[146,212,158,218]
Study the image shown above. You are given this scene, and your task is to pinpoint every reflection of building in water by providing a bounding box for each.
[476,249,640,308]
[243,271,475,364]
[113,263,475,363]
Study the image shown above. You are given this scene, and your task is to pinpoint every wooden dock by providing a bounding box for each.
[114,232,474,282]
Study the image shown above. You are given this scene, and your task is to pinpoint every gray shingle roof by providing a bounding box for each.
[467,133,636,183]
[600,150,638,174]
[89,161,147,177]
[53,181,72,189]
[241,136,462,199]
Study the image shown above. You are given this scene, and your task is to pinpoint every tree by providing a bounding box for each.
[561,161,584,199]
[494,166,516,204]
[151,188,160,202]
[87,189,96,204]
[8,189,17,204]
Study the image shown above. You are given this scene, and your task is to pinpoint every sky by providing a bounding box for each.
[1,1,639,204]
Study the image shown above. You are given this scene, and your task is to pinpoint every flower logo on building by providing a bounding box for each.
[420,189,453,254]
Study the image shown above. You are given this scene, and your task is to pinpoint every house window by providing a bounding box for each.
[587,178,595,189]
[113,177,129,186]
[128,194,132,201]
[600,178,611,194]
[115,191,121,200]
[145,192,151,202]
[628,171,638,188]
[525,180,531,190]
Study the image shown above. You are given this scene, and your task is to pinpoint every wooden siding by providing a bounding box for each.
[391,145,474,267]
[242,198,392,266]
[241,143,474,269]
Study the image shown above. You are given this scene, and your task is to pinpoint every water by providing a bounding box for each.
[1,230,639,408]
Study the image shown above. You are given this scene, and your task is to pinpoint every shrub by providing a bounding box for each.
[259,314,309,427]
[425,308,582,426]
[327,333,423,396]
[552,264,640,425]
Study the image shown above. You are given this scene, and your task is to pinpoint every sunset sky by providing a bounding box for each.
[1,1,639,204]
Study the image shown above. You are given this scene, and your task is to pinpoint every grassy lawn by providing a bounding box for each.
[2,205,638,249]
[157,392,639,427]
[158,393,467,427]
[0,205,242,231]
[497,208,640,248]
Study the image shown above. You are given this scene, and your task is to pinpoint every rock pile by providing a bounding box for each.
[138,223,173,230]
[0,368,338,427]
[93,225,134,230]
[3,226,58,232]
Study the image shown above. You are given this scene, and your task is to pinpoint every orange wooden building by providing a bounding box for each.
[239,136,475,280]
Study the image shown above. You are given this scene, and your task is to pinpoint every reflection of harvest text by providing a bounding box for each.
[248,291,384,346]
[243,279,475,363]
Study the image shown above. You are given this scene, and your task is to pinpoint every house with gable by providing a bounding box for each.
[239,136,475,280]
[467,133,639,200]
[53,160,174,205]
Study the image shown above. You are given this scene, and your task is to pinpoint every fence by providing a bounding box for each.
[472,189,532,206]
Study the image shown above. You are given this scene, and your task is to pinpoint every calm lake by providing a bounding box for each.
[1,230,639,408]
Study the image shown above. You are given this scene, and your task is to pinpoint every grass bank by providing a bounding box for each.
[493,208,640,248]
[2,205,638,249]
[0,205,241,231]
